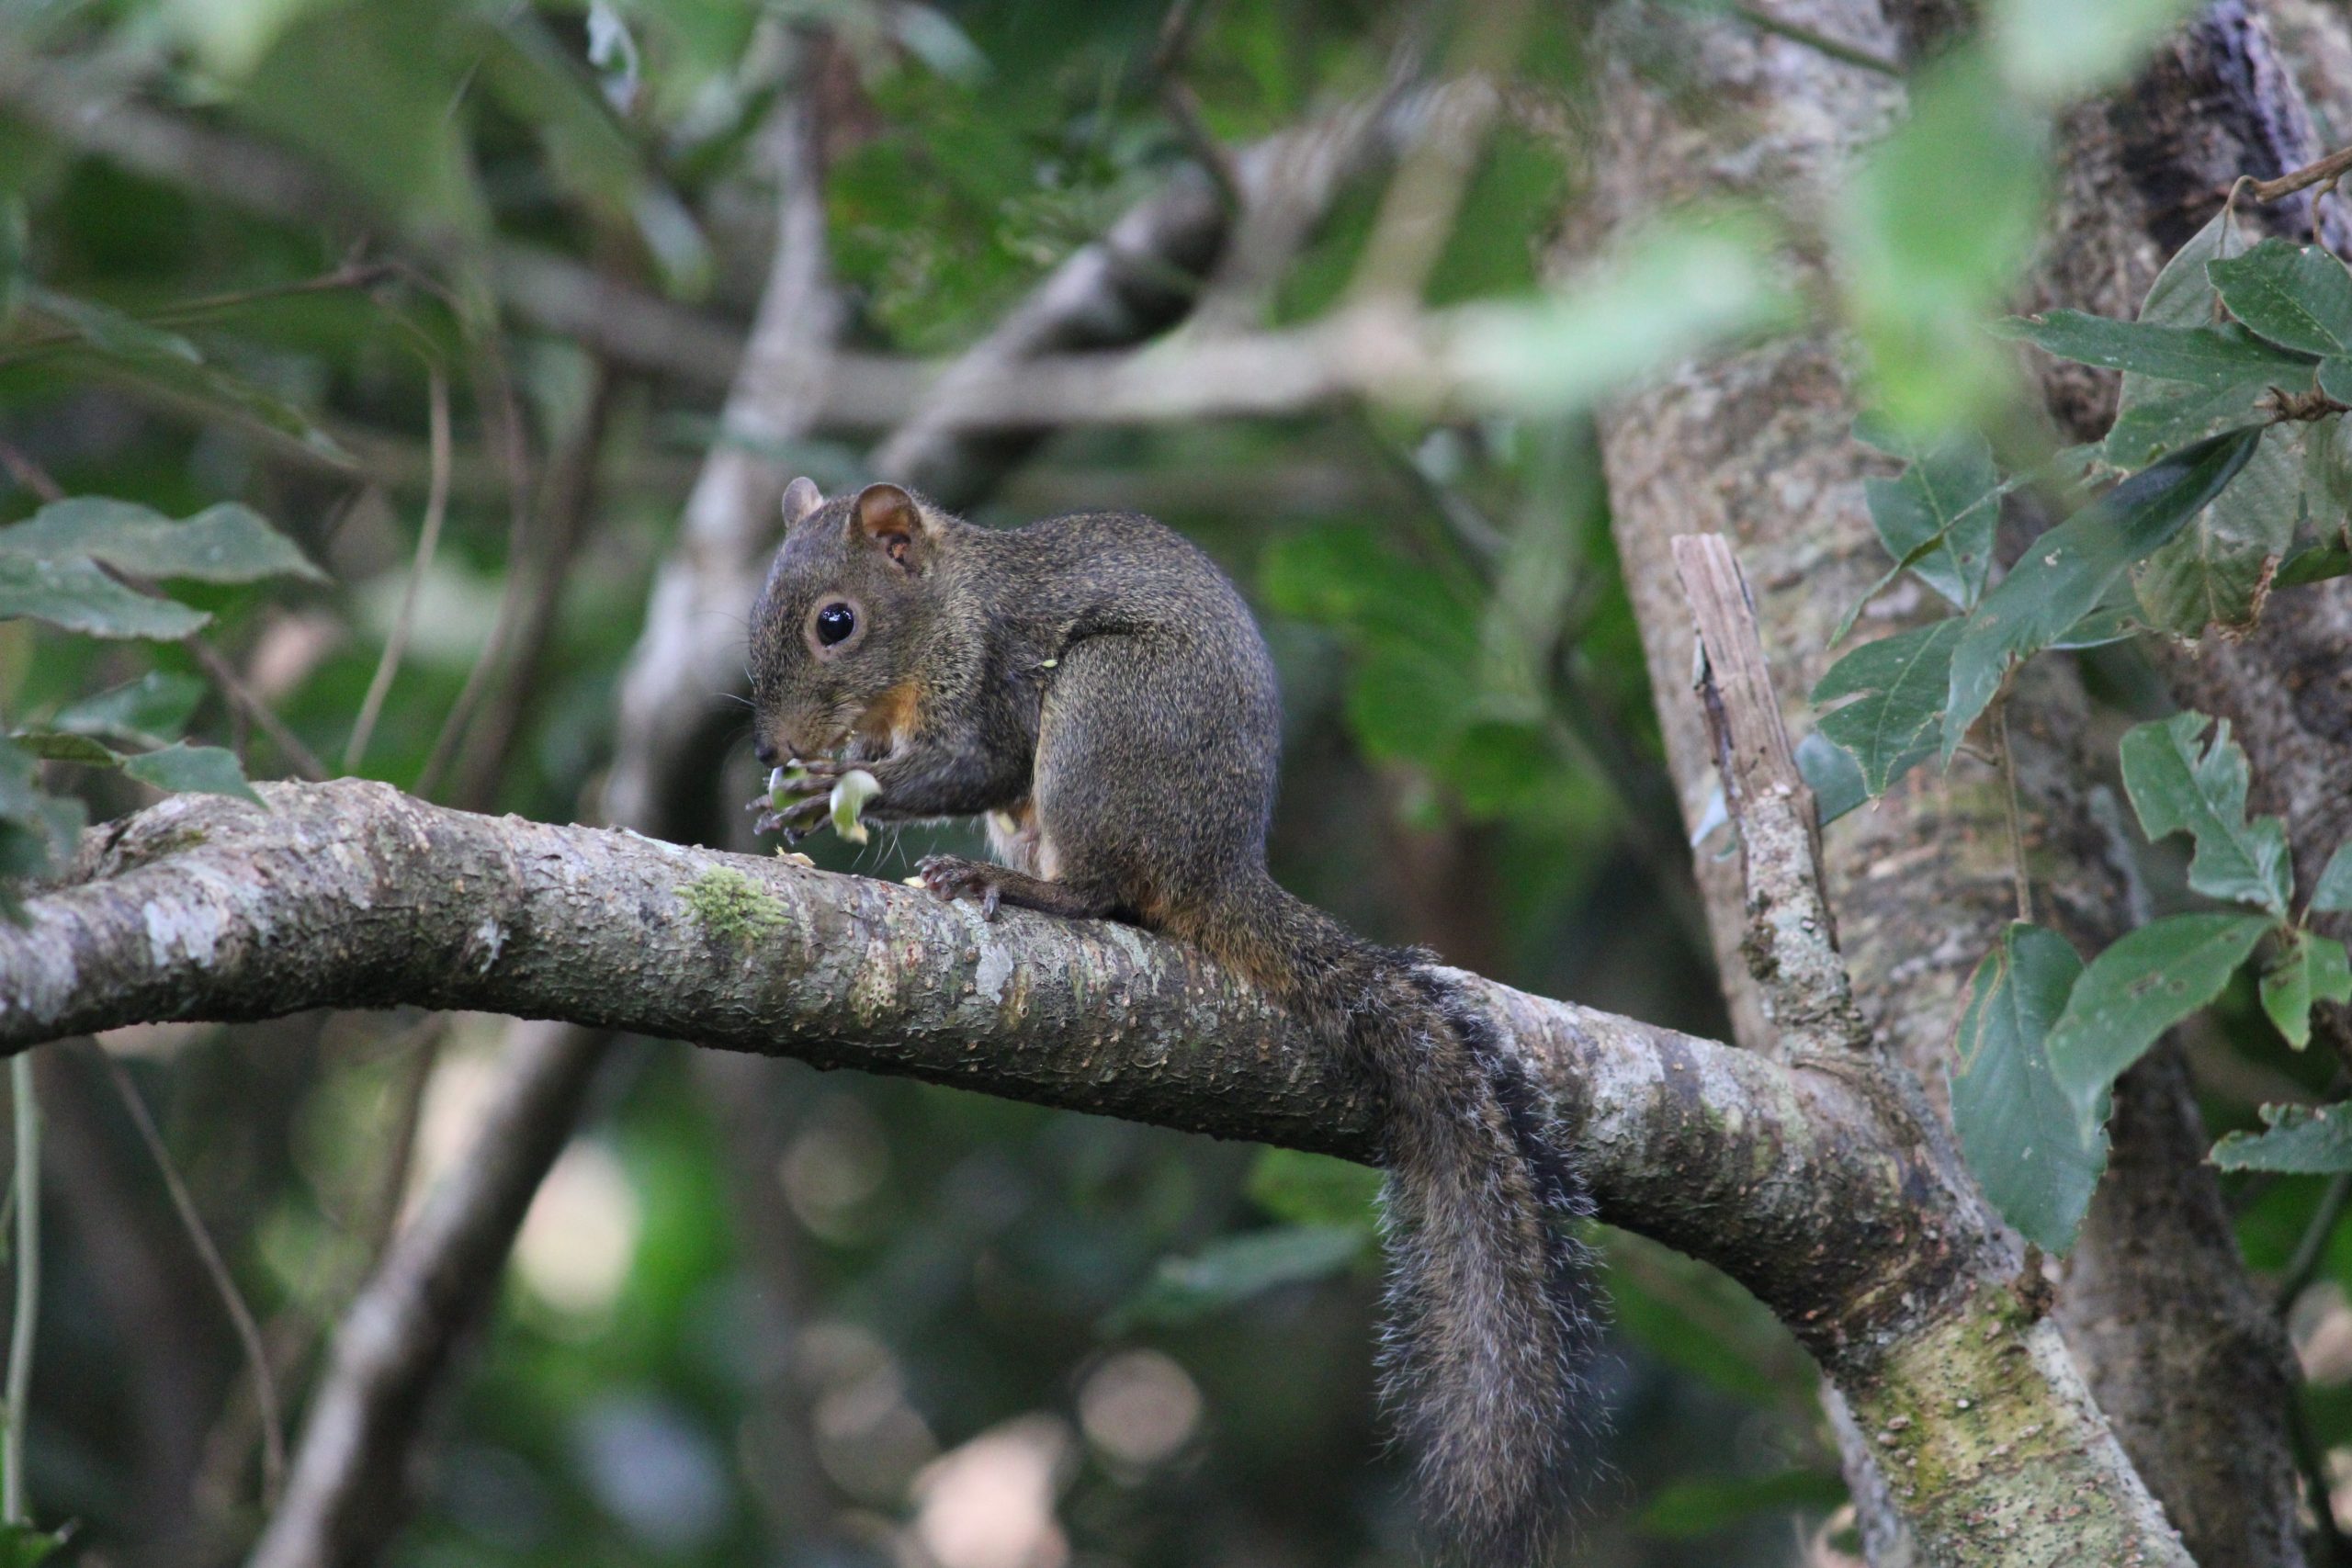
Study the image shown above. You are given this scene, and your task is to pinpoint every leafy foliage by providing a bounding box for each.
[1951,924,2105,1251]
[2119,712,2293,918]
[2212,1103,2352,1174]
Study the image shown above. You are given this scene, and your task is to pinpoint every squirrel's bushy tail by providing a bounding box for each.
[1204,882,1605,1567]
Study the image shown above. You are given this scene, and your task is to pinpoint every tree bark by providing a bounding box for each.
[1579,3,2307,1561]
[0,775,2198,1565]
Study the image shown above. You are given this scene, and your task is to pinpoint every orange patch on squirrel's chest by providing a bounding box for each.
[853,679,922,750]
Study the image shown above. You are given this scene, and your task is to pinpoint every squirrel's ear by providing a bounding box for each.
[854,482,927,570]
[781,476,824,529]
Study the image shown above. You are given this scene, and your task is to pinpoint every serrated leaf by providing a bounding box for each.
[1795,728,1868,826]
[8,730,121,766]
[51,671,206,746]
[2109,209,2262,468]
[0,553,209,639]
[1996,312,2316,388]
[2118,712,2292,917]
[2211,239,2352,357]
[1102,1225,1367,1333]
[2260,930,2351,1048]
[0,497,325,583]
[1951,923,2106,1252]
[1943,425,2261,760]
[2046,911,2274,1132]
[1855,426,2005,608]
[2133,421,2301,637]
[2302,840,2352,914]
[1812,618,1961,797]
[122,742,264,805]
[2211,1101,2352,1173]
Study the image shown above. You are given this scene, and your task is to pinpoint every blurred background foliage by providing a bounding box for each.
[2,0,2344,1564]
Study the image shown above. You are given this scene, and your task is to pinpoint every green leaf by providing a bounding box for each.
[2211,239,2352,357]
[1853,420,2004,608]
[0,497,326,583]
[51,671,206,747]
[1811,618,1961,797]
[0,553,209,639]
[2105,379,2272,468]
[1990,0,2202,99]
[1453,210,1796,416]
[1637,1470,1849,1538]
[1838,52,2047,428]
[1102,1225,1368,1333]
[1942,425,2262,760]
[2322,358,2352,403]
[8,730,120,766]
[1246,1148,1381,1231]
[0,735,88,919]
[2211,1101,2352,1173]
[1951,923,2107,1252]
[23,284,202,364]
[0,1522,66,1568]
[121,742,264,805]
[2046,911,2274,1131]
[2106,209,2262,468]
[2118,712,2292,917]
[2133,421,2302,637]
[2312,842,2352,913]
[2261,931,2352,1049]
[1795,729,1868,826]
[2049,579,2146,649]
[1996,312,2315,388]
[2309,412,2352,537]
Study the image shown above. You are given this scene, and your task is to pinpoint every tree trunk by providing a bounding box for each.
[1580,3,2308,1561]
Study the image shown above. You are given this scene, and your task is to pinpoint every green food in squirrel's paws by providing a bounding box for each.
[829,768,880,844]
[766,763,810,810]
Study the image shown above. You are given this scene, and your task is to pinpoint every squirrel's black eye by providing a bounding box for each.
[814,602,857,647]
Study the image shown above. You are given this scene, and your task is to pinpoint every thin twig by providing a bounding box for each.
[3,1055,38,1526]
[345,368,451,775]
[1727,4,1905,77]
[1151,0,1241,210]
[413,345,534,802]
[1342,0,1525,308]
[2246,143,2352,205]
[93,1046,286,1506]
[0,262,396,367]
[2278,1168,2352,1316]
[1996,702,2032,924]
[180,636,329,783]
[2289,1385,2352,1567]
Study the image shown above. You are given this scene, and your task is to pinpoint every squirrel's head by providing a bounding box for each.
[748,478,948,766]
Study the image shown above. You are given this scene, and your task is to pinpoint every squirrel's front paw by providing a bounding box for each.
[912,854,1003,920]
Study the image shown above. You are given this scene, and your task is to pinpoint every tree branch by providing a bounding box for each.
[1,779,1925,1325]
[0,780,2196,1565]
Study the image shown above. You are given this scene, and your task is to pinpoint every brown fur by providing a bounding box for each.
[749,481,1605,1565]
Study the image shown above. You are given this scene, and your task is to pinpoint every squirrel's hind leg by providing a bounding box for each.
[913,854,1118,923]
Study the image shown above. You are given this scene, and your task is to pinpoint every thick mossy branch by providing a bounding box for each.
[0,780,2200,1565]
[6,779,1951,1339]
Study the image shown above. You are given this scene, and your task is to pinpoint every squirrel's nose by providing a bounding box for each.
[752,737,781,768]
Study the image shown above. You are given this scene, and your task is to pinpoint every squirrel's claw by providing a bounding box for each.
[913,854,1003,920]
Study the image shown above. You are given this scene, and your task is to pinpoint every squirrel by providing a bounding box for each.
[747,476,1603,1565]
